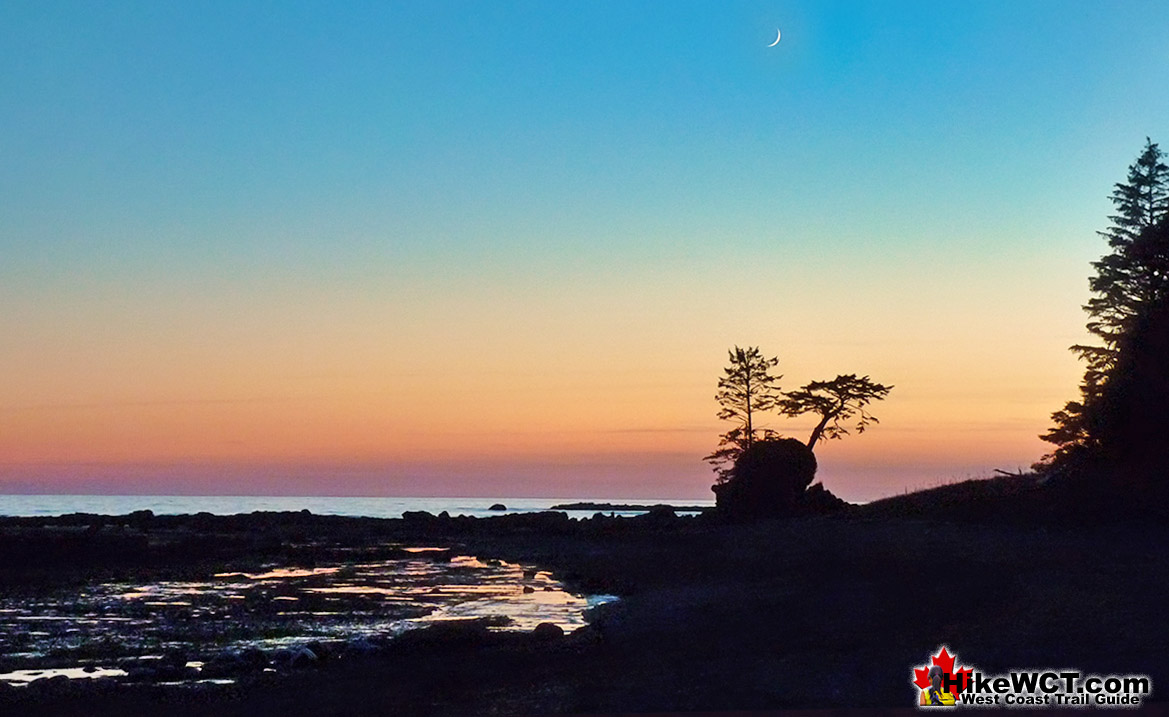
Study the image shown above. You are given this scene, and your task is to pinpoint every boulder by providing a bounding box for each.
[390,620,493,651]
[344,636,381,657]
[28,674,71,693]
[240,646,269,669]
[123,666,158,683]
[202,647,267,678]
[496,511,573,534]
[713,438,817,519]
[637,506,678,527]
[304,641,329,661]
[799,482,850,515]
[161,651,189,669]
[288,646,319,669]
[488,503,507,511]
[124,662,192,683]
[532,622,564,641]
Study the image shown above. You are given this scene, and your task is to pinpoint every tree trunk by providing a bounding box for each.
[744,374,753,450]
[806,413,831,452]
[807,397,846,451]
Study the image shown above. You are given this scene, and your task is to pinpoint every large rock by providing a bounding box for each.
[533,622,564,641]
[288,646,319,669]
[343,636,381,657]
[635,506,678,528]
[389,617,505,651]
[712,438,818,519]
[799,482,850,515]
[201,647,269,678]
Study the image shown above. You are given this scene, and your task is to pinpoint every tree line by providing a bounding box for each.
[1039,138,1169,489]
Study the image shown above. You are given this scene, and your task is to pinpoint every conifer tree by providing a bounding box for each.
[779,374,893,452]
[705,346,782,482]
[1042,139,1169,468]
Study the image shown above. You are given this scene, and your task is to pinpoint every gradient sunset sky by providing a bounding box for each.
[4,1,1169,502]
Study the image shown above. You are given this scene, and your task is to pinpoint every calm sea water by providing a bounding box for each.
[0,495,713,519]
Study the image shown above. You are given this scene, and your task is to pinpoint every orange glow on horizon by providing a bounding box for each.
[1,232,1090,502]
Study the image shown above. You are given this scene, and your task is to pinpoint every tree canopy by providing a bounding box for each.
[1041,138,1169,480]
[704,346,782,483]
[1079,140,1169,369]
[705,346,893,496]
[779,374,894,452]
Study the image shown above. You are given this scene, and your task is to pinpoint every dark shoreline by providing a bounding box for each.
[547,502,711,512]
[1,506,1167,714]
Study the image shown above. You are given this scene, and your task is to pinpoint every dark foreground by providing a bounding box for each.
[1,502,1166,715]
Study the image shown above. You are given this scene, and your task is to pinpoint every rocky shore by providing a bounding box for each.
[1,503,1167,714]
[547,502,710,512]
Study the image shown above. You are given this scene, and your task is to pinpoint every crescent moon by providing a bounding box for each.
[767,29,781,47]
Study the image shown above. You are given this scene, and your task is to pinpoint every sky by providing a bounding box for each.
[3,1,1169,502]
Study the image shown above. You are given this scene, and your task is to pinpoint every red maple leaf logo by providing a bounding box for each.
[913,646,972,693]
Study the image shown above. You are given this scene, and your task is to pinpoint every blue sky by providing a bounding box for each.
[5,1,1168,270]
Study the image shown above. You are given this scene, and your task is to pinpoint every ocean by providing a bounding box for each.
[0,494,713,519]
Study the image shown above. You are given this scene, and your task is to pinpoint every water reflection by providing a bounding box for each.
[0,545,616,687]
[0,667,129,684]
[213,567,342,580]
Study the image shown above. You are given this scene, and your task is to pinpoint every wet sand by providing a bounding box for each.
[1,507,1166,714]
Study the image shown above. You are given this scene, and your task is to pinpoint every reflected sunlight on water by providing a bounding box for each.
[0,545,617,687]
[0,667,129,684]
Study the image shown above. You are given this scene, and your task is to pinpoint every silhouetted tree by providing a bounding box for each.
[704,346,782,482]
[1091,288,1169,481]
[779,374,893,451]
[1080,140,1169,380]
[1042,139,1169,471]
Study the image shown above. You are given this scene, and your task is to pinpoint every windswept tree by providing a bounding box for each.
[779,374,893,452]
[705,346,782,482]
[1042,139,1169,469]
